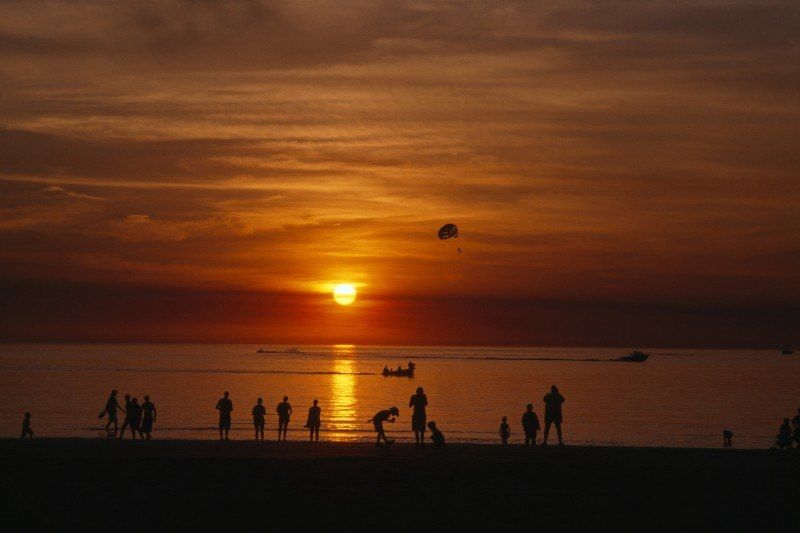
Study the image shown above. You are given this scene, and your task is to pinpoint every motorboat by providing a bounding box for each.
[618,351,649,362]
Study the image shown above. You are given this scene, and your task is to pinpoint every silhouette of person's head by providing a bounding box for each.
[257,397,263,405]
[551,385,559,394]
[526,403,533,412]
[784,418,790,424]
[283,396,288,402]
[125,394,131,401]
[427,421,436,430]
[132,397,138,404]
[24,412,31,418]
[389,406,400,416]
[111,390,117,396]
[502,416,507,422]
[416,387,423,394]
[224,391,229,398]
[144,395,150,402]
[313,399,318,406]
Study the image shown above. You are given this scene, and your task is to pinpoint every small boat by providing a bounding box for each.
[257,347,302,354]
[618,351,649,363]
[382,364,415,377]
[781,348,794,355]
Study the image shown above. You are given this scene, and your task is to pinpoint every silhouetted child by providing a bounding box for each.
[368,406,399,447]
[792,408,800,448]
[522,404,540,446]
[499,416,510,445]
[21,412,33,439]
[427,421,445,447]
[776,418,793,449]
[722,430,733,447]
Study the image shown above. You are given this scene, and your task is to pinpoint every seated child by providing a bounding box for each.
[427,421,445,447]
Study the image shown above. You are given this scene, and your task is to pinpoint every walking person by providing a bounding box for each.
[20,412,33,439]
[521,403,541,446]
[216,391,233,441]
[409,387,428,445]
[252,397,266,441]
[100,389,125,434]
[542,385,566,446]
[368,406,399,447]
[117,394,132,439]
[305,399,321,442]
[276,396,292,441]
[141,395,157,440]
[127,397,143,440]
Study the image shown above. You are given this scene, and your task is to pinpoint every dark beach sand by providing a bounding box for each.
[2,439,798,531]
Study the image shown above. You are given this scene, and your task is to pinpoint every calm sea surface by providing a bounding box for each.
[1,344,797,448]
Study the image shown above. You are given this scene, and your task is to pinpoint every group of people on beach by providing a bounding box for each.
[17,386,798,450]
[98,389,157,440]
[498,385,566,446]
[774,408,800,449]
[216,392,322,442]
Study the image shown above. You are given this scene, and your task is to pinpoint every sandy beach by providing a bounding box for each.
[2,439,798,530]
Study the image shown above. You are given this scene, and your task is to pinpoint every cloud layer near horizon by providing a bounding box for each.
[1,1,798,343]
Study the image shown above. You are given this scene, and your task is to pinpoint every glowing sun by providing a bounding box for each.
[333,284,357,305]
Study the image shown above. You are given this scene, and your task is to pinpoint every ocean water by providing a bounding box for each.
[0,344,797,448]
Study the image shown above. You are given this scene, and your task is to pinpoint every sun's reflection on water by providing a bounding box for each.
[328,345,358,441]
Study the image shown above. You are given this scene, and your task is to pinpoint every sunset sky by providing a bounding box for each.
[1,1,798,346]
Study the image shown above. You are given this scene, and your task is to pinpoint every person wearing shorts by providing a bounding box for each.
[368,406,399,447]
[252,397,266,441]
[276,396,292,441]
[216,391,233,441]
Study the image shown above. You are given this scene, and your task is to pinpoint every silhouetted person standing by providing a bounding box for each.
[276,396,292,441]
[368,406,399,446]
[792,408,800,448]
[409,387,428,445]
[101,389,124,433]
[542,385,565,446]
[118,394,132,439]
[306,399,321,442]
[776,418,793,449]
[499,416,510,444]
[20,412,33,439]
[427,421,445,447]
[252,398,266,441]
[216,391,233,441]
[127,397,143,440]
[522,404,541,446]
[141,395,157,440]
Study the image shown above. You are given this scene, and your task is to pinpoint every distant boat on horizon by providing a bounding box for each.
[257,347,303,354]
[618,351,649,363]
[781,348,794,355]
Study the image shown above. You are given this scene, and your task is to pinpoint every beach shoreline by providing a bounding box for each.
[2,439,798,530]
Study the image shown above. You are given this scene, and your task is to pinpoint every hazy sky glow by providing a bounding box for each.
[1,1,798,345]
